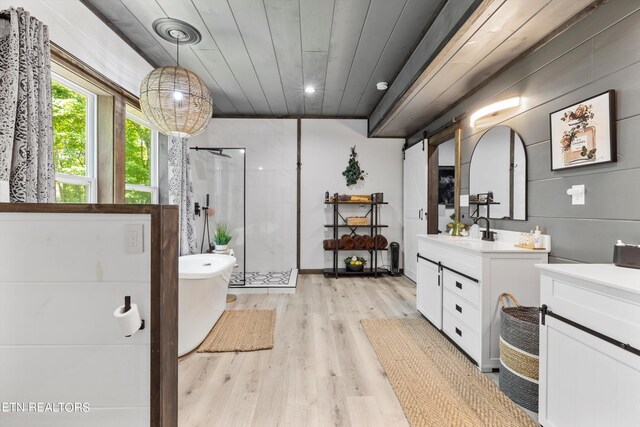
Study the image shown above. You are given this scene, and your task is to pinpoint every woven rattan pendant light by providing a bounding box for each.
[140,18,213,138]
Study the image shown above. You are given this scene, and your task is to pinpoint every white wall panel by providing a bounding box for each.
[0,282,150,345]
[0,213,150,283]
[0,408,148,427]
[0,212,151,426]
[300,119,404,270]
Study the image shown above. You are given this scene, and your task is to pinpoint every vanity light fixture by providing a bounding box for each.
[470,96,520,127]
[304,86,316,94]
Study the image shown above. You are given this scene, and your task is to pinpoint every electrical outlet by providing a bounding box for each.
[567,185,585,205]
[125,224,144,254]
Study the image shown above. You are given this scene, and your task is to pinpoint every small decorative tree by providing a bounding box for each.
[342,146,367,186]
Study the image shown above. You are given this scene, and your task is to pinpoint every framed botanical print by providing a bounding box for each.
[549,90,616,171]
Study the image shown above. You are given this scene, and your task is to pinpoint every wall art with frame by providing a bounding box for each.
[549,90,616,171]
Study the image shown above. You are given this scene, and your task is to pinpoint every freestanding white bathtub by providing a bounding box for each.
[178,254,236,356]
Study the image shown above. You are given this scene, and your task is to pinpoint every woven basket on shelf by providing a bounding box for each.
[349,195,371,203]
[346,216,369,226]
[498,292,540,413]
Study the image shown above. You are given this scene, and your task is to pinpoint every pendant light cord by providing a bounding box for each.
[176,37,180,67]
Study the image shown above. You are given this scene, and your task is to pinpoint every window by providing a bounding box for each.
[125,112,158,204]
[52,74,96,203]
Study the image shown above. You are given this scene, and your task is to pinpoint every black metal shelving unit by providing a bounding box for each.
[323,193,388,279]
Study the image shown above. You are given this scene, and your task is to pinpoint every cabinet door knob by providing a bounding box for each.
[455,304,462,313]
[456,281,463,289]
[455,327,462,337]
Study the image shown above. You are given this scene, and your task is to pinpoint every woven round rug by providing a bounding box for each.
[361,318,537,427]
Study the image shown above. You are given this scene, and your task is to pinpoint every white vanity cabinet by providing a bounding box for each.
[537,264,640,427]
[416,256,442,329]
[416,233,548,372]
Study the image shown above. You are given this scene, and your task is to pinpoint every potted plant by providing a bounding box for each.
[213,223,232,251]
[446,213,468,237]
[344,256,366,272]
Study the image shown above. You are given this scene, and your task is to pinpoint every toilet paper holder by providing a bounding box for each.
[123,296,145,336]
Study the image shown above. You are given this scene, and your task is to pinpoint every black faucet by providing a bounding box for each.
[475,216,496,241]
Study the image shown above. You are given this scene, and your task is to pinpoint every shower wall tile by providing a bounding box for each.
[190,119,298,273]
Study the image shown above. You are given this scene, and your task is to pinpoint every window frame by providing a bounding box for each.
[124,112,159,204]
[51,73,97,203]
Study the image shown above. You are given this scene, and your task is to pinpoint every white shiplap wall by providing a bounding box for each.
[0,212,151,427]
[0,0,152,95]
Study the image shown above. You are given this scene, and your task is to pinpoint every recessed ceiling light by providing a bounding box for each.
[376,82,388,91]
[304,86,316,94]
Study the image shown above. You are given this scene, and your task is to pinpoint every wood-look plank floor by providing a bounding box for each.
[178,274,418,427]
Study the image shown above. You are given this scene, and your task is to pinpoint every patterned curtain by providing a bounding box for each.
[0,7,55,202]
[168,136,197,255]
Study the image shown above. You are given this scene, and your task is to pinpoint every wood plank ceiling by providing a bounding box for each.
[81,0,446,118]
[368,0,599,138]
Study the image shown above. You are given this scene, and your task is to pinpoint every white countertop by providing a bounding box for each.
[417,234,551,254]
[536,263,640,296]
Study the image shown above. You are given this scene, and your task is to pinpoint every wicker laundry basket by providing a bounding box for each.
[499,292,540,412]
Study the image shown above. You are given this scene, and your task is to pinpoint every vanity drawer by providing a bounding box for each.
[443,288,480,328]
[443,309,480,362]
[443,269,480,307]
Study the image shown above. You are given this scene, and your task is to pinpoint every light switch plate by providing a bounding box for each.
[125,224,144,254]
[460,194,469,207]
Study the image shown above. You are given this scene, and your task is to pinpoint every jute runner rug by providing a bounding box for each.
[361,318,536,427]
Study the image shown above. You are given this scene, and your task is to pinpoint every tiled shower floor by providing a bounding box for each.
[231,270,296,288]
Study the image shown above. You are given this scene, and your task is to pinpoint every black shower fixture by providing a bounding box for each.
[191,146,231,158]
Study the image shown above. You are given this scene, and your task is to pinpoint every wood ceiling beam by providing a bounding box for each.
[367,0,485,138]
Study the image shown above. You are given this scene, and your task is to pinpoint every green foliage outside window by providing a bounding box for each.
[125,117,154,204]
[55,182,87,203]
[52,80,88,202]
[125,189,153,204]
[52,79,155,204]
[125,117,152,186]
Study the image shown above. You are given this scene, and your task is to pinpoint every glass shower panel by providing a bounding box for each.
[191,147,245,285]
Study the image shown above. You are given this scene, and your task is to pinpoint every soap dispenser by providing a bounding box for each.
[533,226,542,249]
[470,223,480,239]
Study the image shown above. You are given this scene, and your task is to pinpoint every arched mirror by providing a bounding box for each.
[469,126,526,220]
